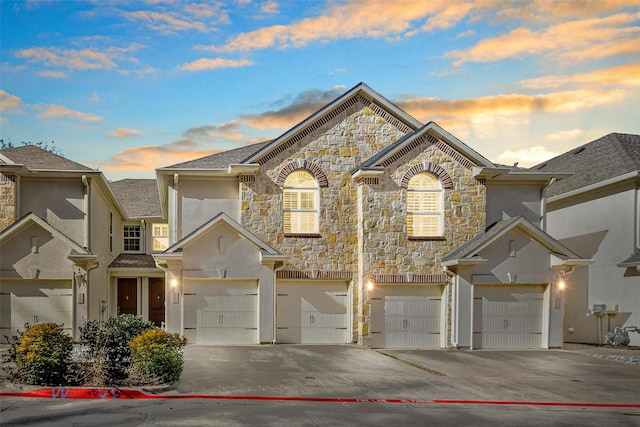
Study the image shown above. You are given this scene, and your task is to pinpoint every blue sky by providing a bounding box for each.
[1,0,639,181]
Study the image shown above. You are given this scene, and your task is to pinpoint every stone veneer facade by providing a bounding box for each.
[0,173,17,231]
[240,103,486,345]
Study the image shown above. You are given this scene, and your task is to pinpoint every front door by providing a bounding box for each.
[148,278,165,326]
[117,278,137,316]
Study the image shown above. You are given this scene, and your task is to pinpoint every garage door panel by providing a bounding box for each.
[276,281,349,344]
[183,280,258,345]
[475,285,545,349]
[371,286,442,349]
[0,283,73,343]
[197,311,257,328]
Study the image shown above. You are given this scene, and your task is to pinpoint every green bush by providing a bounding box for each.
[129,329,187,384]
[79,314,155,384]
[15,323,73,385]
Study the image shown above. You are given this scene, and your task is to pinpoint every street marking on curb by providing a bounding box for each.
[1,388,640,408]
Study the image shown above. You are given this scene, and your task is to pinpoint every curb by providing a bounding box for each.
[1,388,640,408]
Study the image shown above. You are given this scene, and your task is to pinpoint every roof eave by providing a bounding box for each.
[548,170,640,204]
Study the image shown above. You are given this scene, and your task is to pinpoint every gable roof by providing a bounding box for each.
[242,82,423,165]
[162,140,272,170]
[108,253,158,269]
[0,212,91,255]
[354,121,494,175]
[532,133,640,197]
[109,179,163,218]
[442,216,585,265]
[163,212,282,256]
[0,145,95,172]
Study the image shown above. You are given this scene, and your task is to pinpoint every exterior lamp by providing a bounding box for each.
[366,278,375,291]
[557,272,566,291]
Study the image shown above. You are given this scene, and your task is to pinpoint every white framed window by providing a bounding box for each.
[283,170,319,234]
[123,224,142,252]
[152,223,169,252]
[407,173,443,237]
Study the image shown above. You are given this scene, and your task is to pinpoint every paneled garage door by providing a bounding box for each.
[0,281,73,343]
[473,284,545,349]
[370,285,442,349]
[276,281,349,344]
[183,279,258,345]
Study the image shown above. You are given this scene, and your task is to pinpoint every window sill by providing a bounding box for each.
[408,236,446,241]
[284,233,322,238]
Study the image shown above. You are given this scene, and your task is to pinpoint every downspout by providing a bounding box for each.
[540,177,556,232]
[636,184,640,252]
[172,173,179,244]
[82,175,90,249]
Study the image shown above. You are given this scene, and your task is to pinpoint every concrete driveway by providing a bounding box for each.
[172,344,640,405]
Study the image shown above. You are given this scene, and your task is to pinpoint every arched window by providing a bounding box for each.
[283,170,319,234]
[407,173,443,237]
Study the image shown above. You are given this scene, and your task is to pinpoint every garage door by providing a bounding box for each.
[473,285,545,349]
[0,281,73,343]
[183,280,258,345]
[370,285,442,349]
[277,281,349,344]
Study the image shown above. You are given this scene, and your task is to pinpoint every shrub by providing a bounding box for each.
[129,329,187,384]
[15,323,73,385]
[79,314,155,384]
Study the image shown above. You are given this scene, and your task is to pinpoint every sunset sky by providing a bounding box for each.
[1,0,639,181]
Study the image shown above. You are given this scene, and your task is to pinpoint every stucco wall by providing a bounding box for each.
[547,188,640,345]
[179,177,240,239]
[20,178,85,246]
[486,182,543,227]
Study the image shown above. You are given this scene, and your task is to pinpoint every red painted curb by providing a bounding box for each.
[1,388,640,408]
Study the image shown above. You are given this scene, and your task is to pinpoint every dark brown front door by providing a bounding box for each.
[117,278,137,316]
[149,278,165,326]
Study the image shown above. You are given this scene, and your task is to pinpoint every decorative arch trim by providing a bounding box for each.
[401,162,454,189]
[276,160,328,187]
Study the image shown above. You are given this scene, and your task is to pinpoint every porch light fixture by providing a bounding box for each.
[366,278,375,291]
[170,277,179,288]
[557,271,566,291]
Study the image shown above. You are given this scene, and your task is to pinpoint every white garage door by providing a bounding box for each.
[0,282,73,343]
[473,285,545,349]
[370,285,442,349]
[183,280,258,345]
[277,281,349,344]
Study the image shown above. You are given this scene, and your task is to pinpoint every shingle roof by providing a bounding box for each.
[108,253,158,269]
[162,141,272,169]
[532,133,640,197]
[0,145,95,171]
[109,179,163,218]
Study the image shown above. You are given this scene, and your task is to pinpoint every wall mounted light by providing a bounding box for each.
[557,271,566,291]
[366,277,375,291]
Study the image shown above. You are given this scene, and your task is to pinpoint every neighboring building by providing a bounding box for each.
[536,133,640,346]
[153,83,587,349]
[0,148,163,341]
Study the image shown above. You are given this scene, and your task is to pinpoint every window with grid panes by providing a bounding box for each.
[123,224,142,251]
[283,170,318,234]
[407,173,443,237]
[152,223,169,251]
